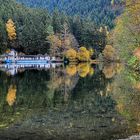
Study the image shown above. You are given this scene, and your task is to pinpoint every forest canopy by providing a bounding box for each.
[16,0,124,28]
[0,0,112,56]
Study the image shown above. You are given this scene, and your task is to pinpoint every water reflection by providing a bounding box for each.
[0,63,139,140]
[0,63,62,76]
[6,85,17,106]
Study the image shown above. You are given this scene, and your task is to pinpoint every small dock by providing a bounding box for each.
[0,50,63,64]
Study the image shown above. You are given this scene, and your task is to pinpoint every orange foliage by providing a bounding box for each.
[65,49,77,60]
[6,19,16,40]
[77,47,90,61]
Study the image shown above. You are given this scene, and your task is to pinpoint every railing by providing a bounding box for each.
[0,55,59,63]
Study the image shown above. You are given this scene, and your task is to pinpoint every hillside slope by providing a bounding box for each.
[16,0,124,28]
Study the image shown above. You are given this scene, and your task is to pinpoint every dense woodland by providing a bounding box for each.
[0,0,139,65]
[0,1,140,138]
[0,0,107,56]
[16,0,124,28]
[110,0,140,67]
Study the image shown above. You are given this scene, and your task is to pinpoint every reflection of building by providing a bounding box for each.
[0,63,63,76]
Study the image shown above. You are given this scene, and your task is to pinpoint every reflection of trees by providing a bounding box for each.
[66,63,95,78]
[102,63,123,79]
[104,67,140,134]
[0,64,136,140]
[6,85,17,106]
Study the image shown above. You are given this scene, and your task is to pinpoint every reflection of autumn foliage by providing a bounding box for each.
[6,85,17,106]
[89,67,94,76]
[66,65,77,76]
[77,63,90,78]
[114,90,140,133]
[115,63,124,74]
[66,63,95,78]
[103,63,123,79]
[106,67,140,133]
[103,64,115,79]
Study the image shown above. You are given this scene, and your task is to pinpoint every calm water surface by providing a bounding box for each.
[0,63,140,140]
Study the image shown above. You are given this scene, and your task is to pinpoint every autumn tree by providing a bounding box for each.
[103,45,116,61]
[77,47,90,61]
[111,0,140,64]
[6,19,16,41]
[65,48,77,60]
[47,35,62,56]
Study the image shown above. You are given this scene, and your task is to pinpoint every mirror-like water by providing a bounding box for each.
[0,63,139,140]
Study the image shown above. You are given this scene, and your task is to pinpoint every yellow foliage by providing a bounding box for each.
[66,65,77,76]
[77,47,90,61]
[6,19,16,40]
[47,35,62,47]
[77,63,90,77]
[5,49,11,53]
[6,85,17,106]
[66,64,94,77]
[65,49,77,60]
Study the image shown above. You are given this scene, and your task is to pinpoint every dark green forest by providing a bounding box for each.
[0,0,124,56]
[0,0,139,66]
[16,0,124,28]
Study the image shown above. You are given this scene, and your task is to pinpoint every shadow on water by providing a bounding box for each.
[0,63,140,140]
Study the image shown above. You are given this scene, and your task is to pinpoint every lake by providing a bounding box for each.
[0,63,140,140]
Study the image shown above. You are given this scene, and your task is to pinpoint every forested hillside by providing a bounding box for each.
[110,0,140,68]
[16,0,124,28]
[0,0,107,56]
